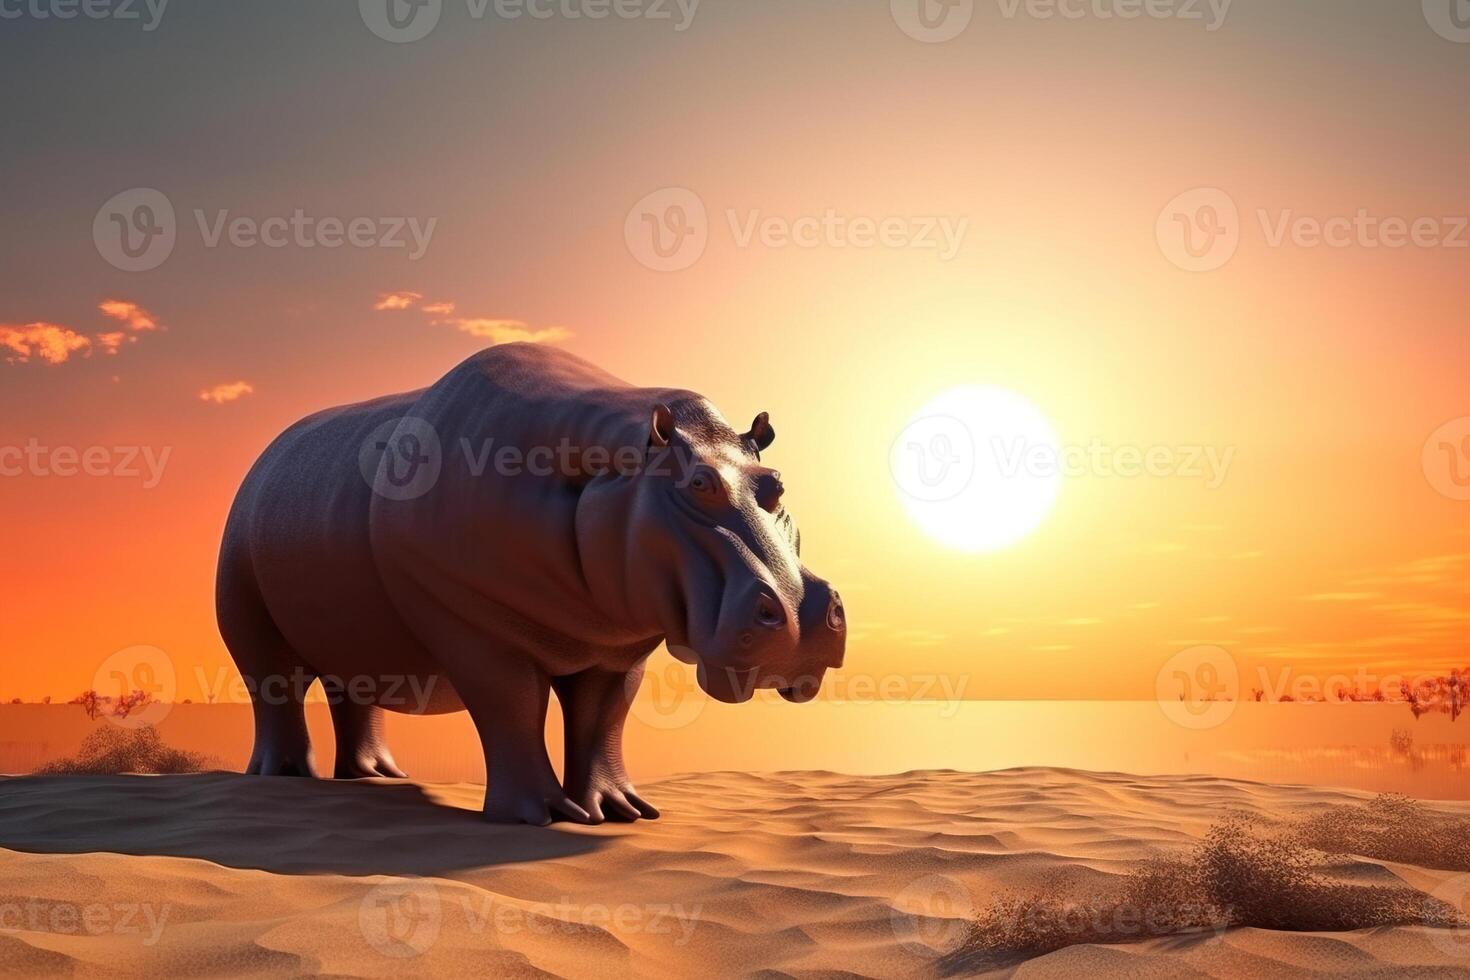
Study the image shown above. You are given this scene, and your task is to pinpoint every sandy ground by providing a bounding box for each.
[1,769,1468,978]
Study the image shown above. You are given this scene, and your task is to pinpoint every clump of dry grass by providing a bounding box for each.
[1294,793,1470,872]
[947,808,1465,970]
[36,725,217,775]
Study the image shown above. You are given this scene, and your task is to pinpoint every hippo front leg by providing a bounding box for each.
[455,658,593,826]
[552,664,660,824]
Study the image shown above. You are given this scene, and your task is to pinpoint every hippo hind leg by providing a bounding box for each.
[218,546,319,778]
[323,691,408,780]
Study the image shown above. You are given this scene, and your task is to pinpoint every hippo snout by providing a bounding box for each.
[687,571,845,705]
[797,574,846,671]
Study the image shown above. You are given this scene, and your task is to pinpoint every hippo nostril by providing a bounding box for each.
[739,630,754,648]
[754,593,785,629]
[827,592,845,632]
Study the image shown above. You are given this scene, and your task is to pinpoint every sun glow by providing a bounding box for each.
[891,386,1061,554]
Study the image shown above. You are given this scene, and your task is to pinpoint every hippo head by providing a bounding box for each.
[576,400,845,705]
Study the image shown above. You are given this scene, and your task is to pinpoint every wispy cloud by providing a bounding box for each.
[200,381,255,404]
[374,291,423,311]
[373,291,570,346]
[444,318,572,345]
[98,299,160,332]
[1301,592,1382,602]
[0,322,92,365]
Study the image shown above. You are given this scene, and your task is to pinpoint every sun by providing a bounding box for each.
[890,386,1061,553]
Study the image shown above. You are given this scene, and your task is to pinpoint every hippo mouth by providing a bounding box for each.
[691,660,828,705]
[777,681,821,704]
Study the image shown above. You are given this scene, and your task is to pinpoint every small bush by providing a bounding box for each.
[948,808,1465,970]
[1295,793,1470,872]
[36,725,217,775]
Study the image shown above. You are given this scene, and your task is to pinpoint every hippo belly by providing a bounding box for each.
[223,393,462,717]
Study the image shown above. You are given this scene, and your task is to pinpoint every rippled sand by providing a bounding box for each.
[1,769,1468,977]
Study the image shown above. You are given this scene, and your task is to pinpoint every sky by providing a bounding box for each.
[2,0,1469,705]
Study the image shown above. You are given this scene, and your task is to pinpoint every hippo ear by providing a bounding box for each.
[649,403,675,448]
[742,412,775,454]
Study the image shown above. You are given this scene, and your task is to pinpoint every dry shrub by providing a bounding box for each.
[36,725,217,775]
[1294,793,1470,872]
[947,809,1465,971]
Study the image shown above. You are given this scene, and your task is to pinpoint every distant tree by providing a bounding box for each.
[112,689,156,720]
[70,690,113,721]
[8,698,20,705]
[41,695,52,705]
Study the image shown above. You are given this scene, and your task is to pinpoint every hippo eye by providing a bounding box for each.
[689,472,715,494]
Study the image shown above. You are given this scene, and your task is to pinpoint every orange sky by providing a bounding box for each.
[2,2,1468,704]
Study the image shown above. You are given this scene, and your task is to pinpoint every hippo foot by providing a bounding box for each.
[334,751,408,780]
[566,774,660,824]
[245,752,317,778]
[484,770,595,827]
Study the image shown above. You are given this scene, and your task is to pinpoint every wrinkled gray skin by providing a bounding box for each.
[217,344,845,825]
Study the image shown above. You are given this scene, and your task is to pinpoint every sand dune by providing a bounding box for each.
[1,769,1468,977]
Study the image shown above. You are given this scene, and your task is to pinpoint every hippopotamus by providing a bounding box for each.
[216,343,845,825]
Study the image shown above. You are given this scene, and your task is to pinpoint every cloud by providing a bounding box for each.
[0,322,92,365]
[98,300,160,332]
[96,332,129,354]
[374,291,423,311]
[443,318,572,345]
[1301,592,1383,602]
[375,290,570,345]
[200,381,255,404]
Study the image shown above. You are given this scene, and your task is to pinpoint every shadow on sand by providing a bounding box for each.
[0,772,607,876]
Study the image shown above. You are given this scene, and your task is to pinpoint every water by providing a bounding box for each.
[3,700,1467,799]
